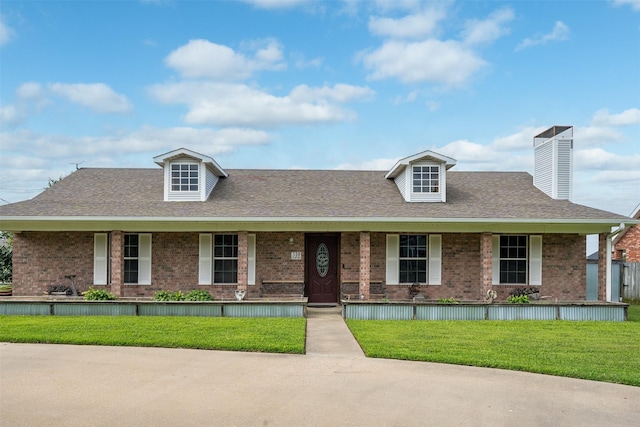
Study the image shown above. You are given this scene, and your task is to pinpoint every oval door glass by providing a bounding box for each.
[316,243,329,277]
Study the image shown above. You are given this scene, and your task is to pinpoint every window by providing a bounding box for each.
[412,165,439,193]
[214,234,238,283]
[124,234,139,283]
[171,163,199,192]
[123,234,152,285]
[499,235,527,284]
[387,234,441,285]
[399,235,427,283]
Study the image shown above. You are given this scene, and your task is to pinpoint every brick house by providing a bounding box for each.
[0,126,635,303]
[613,206,640,262]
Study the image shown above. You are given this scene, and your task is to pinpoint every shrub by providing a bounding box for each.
[153,290,186,301]
[438,297,459,304]
[507,294,530,304]
[185,290,214,301]
[83,287,116,301]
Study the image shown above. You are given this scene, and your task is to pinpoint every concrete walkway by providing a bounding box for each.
[1,309,640,426]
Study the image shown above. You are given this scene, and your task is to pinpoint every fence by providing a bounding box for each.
[623,262,640,301]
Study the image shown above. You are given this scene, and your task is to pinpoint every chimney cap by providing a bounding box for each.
[534,125,573,140]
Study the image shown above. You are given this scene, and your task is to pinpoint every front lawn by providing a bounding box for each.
[347,304,640,386]
[0,316,306,354]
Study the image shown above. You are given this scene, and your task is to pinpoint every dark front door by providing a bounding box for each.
[306,234,339,303]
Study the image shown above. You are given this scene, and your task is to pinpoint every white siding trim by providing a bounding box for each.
[428,234,442,285]
[138,234,152,285]
[386,234,399,285]
[492,235,500,285]
[199,234,212,285]
[529,235,543,286]
[248,234,256,286]
[93,233,108,285]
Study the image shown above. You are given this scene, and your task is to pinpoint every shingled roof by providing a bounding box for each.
[0,167,628,224]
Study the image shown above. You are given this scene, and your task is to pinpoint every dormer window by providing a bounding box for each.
[412,165,439,193]
[385,150,455,203]
[171,163,199,192]
[153,148,228,202]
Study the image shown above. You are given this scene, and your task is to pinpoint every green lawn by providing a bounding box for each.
[0,316,306,354]
[347,304,640,386]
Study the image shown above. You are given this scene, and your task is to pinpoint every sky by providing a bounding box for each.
[0,0,639,221]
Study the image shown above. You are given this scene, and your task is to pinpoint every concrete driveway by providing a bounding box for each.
[1,308,639,426]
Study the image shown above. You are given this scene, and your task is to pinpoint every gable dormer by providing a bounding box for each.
[385,150,456,202]
[153,148,228,202]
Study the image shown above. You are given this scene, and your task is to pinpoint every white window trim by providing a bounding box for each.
[93,233,109,285]
[491,235,542,286]
[386,234,441,285]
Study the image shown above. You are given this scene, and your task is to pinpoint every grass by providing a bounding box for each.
[347,304,640,386]
[0,316,306,354]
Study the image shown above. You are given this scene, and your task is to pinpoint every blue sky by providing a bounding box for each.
[1,0,639,219]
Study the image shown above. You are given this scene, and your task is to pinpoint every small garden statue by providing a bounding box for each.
[234,289,246,301]
[486,289,497,303]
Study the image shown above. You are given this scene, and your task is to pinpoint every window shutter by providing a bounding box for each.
[386,234,399,284]
[492,235,500,285]
[93,233,108,285]
[199,234,212,285]
[529,235,542,286]
[428,234,442,285]
[138,234,152,285]
[248,234,256,286]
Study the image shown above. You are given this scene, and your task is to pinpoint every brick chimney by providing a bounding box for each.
[533,125,573,200]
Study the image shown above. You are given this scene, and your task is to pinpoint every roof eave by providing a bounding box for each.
[2,216,635,234]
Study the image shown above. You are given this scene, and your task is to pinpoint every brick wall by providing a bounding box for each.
[12,230,589,301]
[614,225,640,262]
[253,232,305,298]
[12,232,94,296]
[385,233,482,300]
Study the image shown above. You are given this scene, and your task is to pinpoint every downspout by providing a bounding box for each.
[606,223,626,302]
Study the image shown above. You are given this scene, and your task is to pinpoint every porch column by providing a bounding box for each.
[598,233,607,301]
[237,231,248,291]
[480,233,493,299]
[110,231,123,297]
[359,232,371,300]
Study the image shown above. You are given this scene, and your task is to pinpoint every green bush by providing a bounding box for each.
[83,287,116,301]
[153,290,186,301]
[438,297,459,304]
[184,290,214,301]
[507,294,530,304]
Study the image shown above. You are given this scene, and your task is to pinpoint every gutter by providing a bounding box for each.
[606,223,626,302]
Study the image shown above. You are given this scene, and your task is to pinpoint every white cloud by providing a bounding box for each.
[0,127,270,158]
[48,83,132,113]
[149,81,371,127]
[592,108,640,126]
[462,8,514,45]
[368,8,446,39]
[289,84,374,103]
[294,55,324,69]
[0,15,15,46]
[165,39,285,80]
[612,0,640,11]
[0,126,271,202]
[16,82,44,100]
[360,39,486,85]
[516,21,570,50]
[574,126,624,147]
[0,105,24,126]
